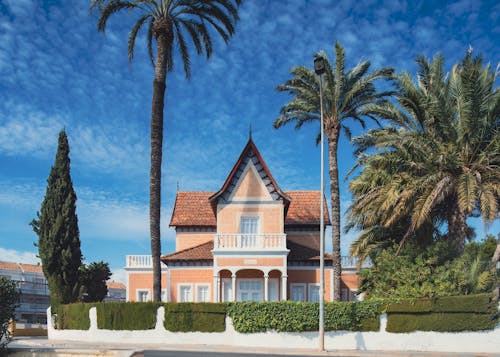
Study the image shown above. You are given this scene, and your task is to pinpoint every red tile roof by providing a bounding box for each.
[285,191,331,225]
[169,191,217,227]
[0,260,43,273]
[161,240,334,263]
[161,241,214,262]
[107,281,126,290]
[169,190,330,227]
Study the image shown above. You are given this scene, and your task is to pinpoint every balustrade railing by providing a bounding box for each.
[214,234,286,250]
[126,255,152,268]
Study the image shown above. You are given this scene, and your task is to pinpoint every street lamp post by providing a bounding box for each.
[314,55,326,352]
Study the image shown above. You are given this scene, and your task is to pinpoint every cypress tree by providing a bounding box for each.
[31,130,82,310]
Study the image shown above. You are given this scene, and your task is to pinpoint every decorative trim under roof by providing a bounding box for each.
[209,138,291,204]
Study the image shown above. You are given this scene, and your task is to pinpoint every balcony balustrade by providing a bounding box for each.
[214,233,287,250]
[126,255,152,268]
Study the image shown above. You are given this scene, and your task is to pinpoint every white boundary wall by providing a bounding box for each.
[47,306,500,353]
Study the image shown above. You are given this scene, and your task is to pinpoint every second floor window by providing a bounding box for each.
[240,216,259,234]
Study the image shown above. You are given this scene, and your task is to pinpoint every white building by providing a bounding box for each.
[0,261,49,324]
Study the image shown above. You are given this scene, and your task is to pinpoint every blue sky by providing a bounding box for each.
[0,0,498,283]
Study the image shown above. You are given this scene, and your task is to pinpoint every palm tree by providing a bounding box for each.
[90,0,241,301]
[274,42,394,300]
[347,51,500,259]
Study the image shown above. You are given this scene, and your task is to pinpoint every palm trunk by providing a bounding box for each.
[447,198,467,253]
[327,121,342,301]
[150,33,168,302]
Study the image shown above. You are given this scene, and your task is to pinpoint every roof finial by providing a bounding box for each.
[249,123,252,140]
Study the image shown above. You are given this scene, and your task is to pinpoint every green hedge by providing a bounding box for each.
[95,302,161,330]
[55,303,93,330]
[164,303,226,332]
[226,301,384,333]
[387,312,498,332]
[386,294,495,313]
[386,294,499,332]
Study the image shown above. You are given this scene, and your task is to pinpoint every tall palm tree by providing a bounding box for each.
[347,51,500,259]
[274,42,393,300]
[90,0,241,301]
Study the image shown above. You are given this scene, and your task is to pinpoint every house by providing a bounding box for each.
[105,281,126,302]
[0,260,49,324]
[126,138,361,303]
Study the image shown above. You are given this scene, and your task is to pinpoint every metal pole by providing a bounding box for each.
[319,69,325,352]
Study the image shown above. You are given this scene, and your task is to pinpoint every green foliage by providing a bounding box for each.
[79,261,111,302]
[31,130,82,310]
[386,294,495,313]
[360,239,498,299]
[347,51,500,258]
[387,313,498,333]
[0,277,18,350]
[55,303,92,330]
[96,302,161,330]
[226,301,384,333]
[386,294,499,333]
[164,303,226,332]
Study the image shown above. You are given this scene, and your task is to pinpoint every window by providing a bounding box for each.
[238,279,262,301]
[290,283,306,302]
[240,216,259,234]
[308,284,320,302]
[178,284,193,302]
[136,289,150,302]
[196,285,210,302]
[161,289,168,302]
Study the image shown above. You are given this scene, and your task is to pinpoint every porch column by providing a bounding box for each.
[264,274,269,302]
[232,273,237,302]
[281,274,288,301]
[166,268,171,302]
[213,275,219,303]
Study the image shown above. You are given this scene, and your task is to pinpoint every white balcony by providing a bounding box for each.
[126,255,152,268]
[214,233,287,251]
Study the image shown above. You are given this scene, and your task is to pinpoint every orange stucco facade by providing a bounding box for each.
[126,138,359,303]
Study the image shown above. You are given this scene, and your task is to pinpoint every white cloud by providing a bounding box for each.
[0,247,40,265]
[110,267,127,285]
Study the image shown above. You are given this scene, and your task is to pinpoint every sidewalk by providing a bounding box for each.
[8,336,499,357]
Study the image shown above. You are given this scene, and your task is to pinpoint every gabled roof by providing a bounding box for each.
[209,138,291,204]
[170,190,330,227]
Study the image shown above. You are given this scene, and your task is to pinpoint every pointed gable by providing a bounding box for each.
[209,138,290,204]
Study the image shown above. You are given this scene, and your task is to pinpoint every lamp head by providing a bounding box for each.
[314,56,326,75]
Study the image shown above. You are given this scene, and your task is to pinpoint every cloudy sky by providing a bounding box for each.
[0,0,498,283]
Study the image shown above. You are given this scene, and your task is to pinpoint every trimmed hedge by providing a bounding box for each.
[226,301,384,333]
[387,312,498,333]
[386,294,499,333]
[96,302,161,330]
[386,293,495,313]
[55,303,92,330]
[164,303,226,332]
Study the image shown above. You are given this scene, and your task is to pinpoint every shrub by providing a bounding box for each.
[0,277,18,351]
[226,301,384,333]
[164,303,226,332]
[386,294,499,332]
[96,302,161,330]
[55,303,92,330]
